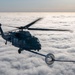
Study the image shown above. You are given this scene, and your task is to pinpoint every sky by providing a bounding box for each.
[0,0,75,12]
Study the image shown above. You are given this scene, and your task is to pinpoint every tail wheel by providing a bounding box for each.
[45,53,55,65]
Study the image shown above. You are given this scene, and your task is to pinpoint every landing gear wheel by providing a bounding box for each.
[45,53,55,65]
[5,41,7,45]
[18,49,21,54]
[37,49,40,51]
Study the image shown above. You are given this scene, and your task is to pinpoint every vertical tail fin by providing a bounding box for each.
[0,23,4,38]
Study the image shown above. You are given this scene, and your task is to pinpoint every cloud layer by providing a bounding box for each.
[0,12,75,75]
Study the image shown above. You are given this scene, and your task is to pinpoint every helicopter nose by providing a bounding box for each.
[38,44,41,50]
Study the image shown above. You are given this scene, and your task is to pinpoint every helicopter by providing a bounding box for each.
[0,18,73,65]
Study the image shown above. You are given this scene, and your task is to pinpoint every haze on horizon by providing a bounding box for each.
[0,0,75,12]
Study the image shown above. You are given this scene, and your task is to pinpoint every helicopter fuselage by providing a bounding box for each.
[4,30,41,52]
[0,23,41,53]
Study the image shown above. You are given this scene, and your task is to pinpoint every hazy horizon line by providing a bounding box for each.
[0,11,75,13]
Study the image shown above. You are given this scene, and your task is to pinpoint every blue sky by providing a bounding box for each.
[0,0,75,12]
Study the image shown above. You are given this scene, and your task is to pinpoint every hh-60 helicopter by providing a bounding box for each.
[0,18,73,65]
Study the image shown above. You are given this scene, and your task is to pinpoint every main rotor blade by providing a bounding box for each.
[1,18,42,29]
[16,18,42,29]
[28,28,72,32]
[2,24,17,28]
